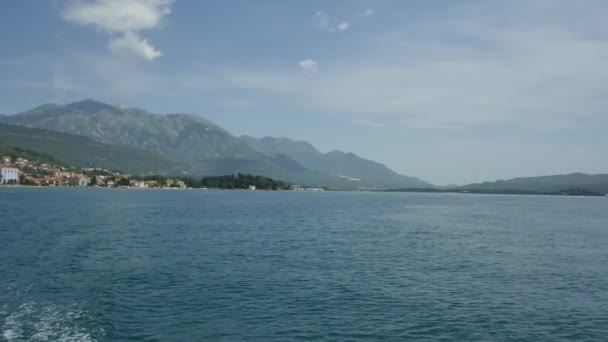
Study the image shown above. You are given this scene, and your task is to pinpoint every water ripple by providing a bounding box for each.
[1,189,607,341]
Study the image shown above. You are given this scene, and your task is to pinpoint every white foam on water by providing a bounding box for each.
[2,302,32,341]
[1,301,99,342]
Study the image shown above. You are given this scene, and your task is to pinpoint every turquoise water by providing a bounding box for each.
[1,188,607,341]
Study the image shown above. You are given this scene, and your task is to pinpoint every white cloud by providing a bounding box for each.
[222,10,608,130]
[48,54,167,96]
[63,0,173,61]
[315,11,350,32]
[63,0,173,32]
[298,59,319,73]
[362,9,374,17]
[50,1,608,132]
[109,32,162,61]
[337,22,350,31]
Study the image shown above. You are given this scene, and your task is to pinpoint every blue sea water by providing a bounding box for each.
[0,188,607,341]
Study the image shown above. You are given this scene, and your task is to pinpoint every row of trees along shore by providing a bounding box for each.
[142,173,290,190]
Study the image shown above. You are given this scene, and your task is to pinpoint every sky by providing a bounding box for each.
[1,0,608,185]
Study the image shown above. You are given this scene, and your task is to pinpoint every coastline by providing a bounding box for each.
[2,185,606,197]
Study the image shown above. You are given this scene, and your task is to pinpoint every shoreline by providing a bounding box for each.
[0,185,316,192]
[2,185,606,197]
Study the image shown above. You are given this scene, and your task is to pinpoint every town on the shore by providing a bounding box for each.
[0,155,187,188]
[0,155,324,191]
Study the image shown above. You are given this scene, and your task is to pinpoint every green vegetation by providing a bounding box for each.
[19,166,54,178]
[0,147,288,190]
[140,175,202,188]
[200,173,289,190]
[461,173,608,195]
[549,188,604,196]
[0,144,64,166]
[384,173,608,196]
[0,123,183,175]
[383,187,606,196]
[116,178,130,187]
[4,99,282,177]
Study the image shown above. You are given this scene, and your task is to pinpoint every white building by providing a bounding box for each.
[1,167,19,184]
[68,177,89,187]
[130,180,147,188]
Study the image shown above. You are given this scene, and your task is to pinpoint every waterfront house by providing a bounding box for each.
[42,176,65,186]
[94,175,105,185]
[130,180,147,188]
[68,176,89,187]
[24,176,41,185]
[0,165,19,184]
[144,180,159,188]
[55,171,72,178]
[248,185,256,191]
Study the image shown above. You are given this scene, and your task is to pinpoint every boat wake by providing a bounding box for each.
[1,301,100,342]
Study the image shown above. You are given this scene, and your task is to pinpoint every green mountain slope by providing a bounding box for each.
[462,173,608,194]
[239,136,323,167]
[5,99,429,188]
[5,100,309,178]
[9,100,256,161]
[0,144,65,166]
[240,135,431,188]
[0,123,184,175]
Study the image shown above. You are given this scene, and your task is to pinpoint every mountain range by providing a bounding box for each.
[239,135,426,189]
[461,173,608,194]
[0,123,182,174]
[2,99,606,193]
[0,99,430,189]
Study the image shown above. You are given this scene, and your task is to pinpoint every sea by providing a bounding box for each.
[1,188,607,341]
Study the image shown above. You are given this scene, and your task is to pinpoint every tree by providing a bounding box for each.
[199,173,288,190]
[117,178,130,186]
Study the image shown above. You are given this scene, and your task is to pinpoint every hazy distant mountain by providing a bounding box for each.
[462,173,608,194]
[4,99,430,188]
[239,136,323,166]
[0,123,183,175]
[240,135,431,188]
